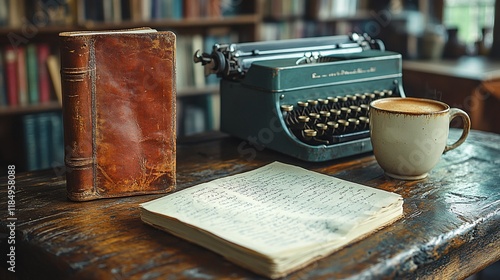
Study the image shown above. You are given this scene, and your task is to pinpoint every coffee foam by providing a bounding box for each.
[372,98,447,114]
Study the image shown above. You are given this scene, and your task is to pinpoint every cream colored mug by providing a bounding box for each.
[369,97,470,180]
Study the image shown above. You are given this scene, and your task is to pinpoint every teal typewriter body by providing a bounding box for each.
[194,34,405,162]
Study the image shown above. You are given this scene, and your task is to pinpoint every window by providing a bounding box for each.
[443,0,495,44]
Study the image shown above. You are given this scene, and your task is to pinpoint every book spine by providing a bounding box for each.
[130,0,142,22]
[0,50,7,106]
[37,112,51,169]
[49,112,65,167]
[60,35,96,201]
[0,0,8,27]
[22,114,39,171]
[4,46,18,106]
[8,0,22,27]
[26,44,39,104]
[172,0,182,19]
[37,44,51,103]
[16,46,28,105]
[47,54,62,105]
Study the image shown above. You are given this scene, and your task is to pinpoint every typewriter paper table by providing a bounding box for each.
[1,129,499,279]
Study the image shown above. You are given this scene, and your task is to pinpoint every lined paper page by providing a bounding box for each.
[141,162,402,256]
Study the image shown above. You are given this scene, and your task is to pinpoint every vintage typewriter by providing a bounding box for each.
[194,33,405,162]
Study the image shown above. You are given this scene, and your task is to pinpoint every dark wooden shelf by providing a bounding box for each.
[177,85,219,97]
[0,101,61,116]
[0,15,261,36]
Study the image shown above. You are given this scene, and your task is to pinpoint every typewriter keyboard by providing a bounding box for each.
[281,89,394,145]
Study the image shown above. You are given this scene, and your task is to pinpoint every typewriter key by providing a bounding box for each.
[281,105,293,112]
[374,90,385,99]
[364,92,375,102]
[355,93,366,101]
[316,123,328,136]
[308,113,320,127]
[340,107,351,118]
[327,121,339,134]
[327,96,338,105]
[298,115,310,123]
[346,94,357,105]
[347,118,360,132]
[326,121,339,128]
[329,109,340,121]
[308,99,318,106]
[307,100,319,113]
[359,116,369,130]
[384,89,393,96]
[318,99,329,111]
[319,110,330,121]
[309,112,320,119]
[289,116,309,132]
[360,104,369,116]
[281,105,294,126]
[337,119,349,133]
[338,96,348,107]
[349,105,361,117]
[298,101,309,115]
[302,129,317,138]
[298,101,308,109]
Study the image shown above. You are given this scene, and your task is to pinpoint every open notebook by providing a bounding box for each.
[140,162,403,278]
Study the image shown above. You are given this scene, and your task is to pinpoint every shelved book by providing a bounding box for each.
[140,161,404,278]
[0,0,243,28]
[22,112,64,171]
[0,43,53,107]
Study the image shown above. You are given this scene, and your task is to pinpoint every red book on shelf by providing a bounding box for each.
[184,0,200,18]
[208,0,222,17]
[17,46,29,105]
[37,44,51,103]
[4,46,18,106]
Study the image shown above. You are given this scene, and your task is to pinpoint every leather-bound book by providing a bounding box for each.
[60,27,176,201]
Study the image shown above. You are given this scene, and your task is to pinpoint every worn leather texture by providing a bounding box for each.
[60,28,176,201]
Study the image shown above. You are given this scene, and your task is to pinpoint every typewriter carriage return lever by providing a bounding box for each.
[193,33,405,162]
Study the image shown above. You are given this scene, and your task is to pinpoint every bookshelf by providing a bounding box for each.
[260,0,374,41]
[0,0,414,171]
[0,0,263,172]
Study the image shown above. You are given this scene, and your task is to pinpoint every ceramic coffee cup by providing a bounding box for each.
[369,97,470,180]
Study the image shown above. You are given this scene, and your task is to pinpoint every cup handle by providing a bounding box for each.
[444,108,471,153]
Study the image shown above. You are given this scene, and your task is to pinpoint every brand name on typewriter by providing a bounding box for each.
[312,67,377,79]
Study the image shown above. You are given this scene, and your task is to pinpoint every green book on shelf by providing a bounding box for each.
[26,44,39,104]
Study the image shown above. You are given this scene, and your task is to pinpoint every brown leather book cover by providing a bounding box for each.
[60,27,176,201]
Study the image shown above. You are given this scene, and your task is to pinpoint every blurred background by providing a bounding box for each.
[0,1,498,278]
[0,0,498,172]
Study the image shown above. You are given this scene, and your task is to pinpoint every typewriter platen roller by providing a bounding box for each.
[194,33,405,162]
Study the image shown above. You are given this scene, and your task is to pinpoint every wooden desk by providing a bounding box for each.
[403,56,500,134]
[1,129,499,279]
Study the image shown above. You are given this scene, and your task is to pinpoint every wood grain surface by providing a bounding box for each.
[1,129,499,279]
